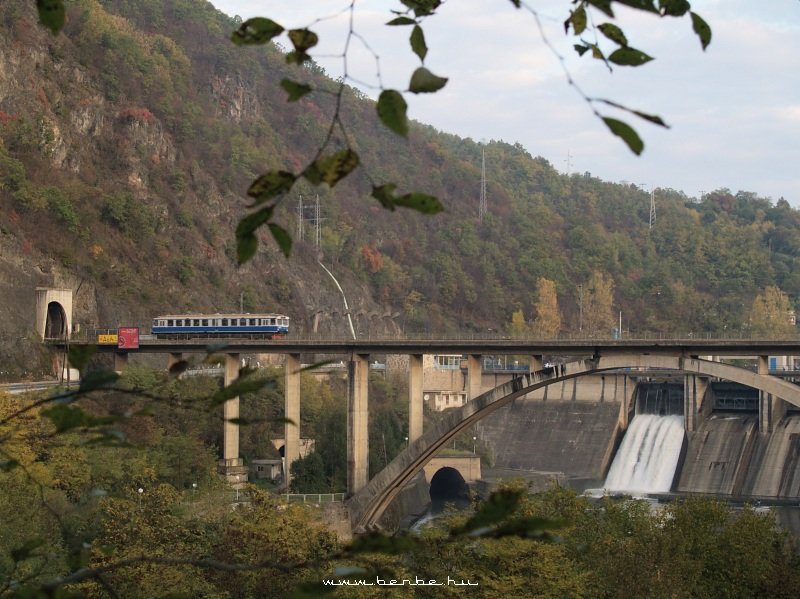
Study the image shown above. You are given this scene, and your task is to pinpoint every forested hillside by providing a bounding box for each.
[1,0,799,376]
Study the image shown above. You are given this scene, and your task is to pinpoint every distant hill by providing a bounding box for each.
[1,0,798,377]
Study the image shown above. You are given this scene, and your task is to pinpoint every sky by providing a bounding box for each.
[209,1,800,204]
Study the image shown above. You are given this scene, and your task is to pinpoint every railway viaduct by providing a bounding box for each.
[39,291,800,527]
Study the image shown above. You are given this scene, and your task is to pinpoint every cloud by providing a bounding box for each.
[210,0,800,203]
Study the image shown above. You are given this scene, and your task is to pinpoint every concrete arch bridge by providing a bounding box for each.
[347,353,800,532]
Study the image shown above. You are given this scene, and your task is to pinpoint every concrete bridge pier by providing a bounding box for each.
[348,353,370,494]
[467,354,482,400]
[284,353,301,487]
[684,375,709,432]
[757,355,788,433]
[113,352,128,372]
[219,353,247,484]
[409,354,423,442]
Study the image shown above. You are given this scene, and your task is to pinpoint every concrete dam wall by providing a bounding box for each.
[478,376,800,500]
[477,375,629,491]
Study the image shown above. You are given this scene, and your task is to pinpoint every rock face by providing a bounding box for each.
[0,3,400,378]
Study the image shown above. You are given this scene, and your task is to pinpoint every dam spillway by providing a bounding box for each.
[604,414,685,494]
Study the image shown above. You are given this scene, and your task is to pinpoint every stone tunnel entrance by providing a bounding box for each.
[45,301,67,339]
[429,466,470,510]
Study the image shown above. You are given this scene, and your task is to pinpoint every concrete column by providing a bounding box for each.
[113,352,128,372]
[530,355,543,372]
[684,375,709,432]
[284,353,301,487]
[348,353,369,494]
[467,354,482,401]
[167,352,182,370]
[222,353,240,465]
[757,355,771,433]
[408,354,423,443]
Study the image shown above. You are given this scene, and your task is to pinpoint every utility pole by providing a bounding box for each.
[649,188,656,231]
[565,150,573,175]
[578,284,583,334]
[314,194,321,248]
[296,195,304,242]
[479,148,487,223]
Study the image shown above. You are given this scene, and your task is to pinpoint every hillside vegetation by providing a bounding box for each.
[0,0,799,375]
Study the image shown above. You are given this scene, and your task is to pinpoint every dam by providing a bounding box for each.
[476,374,800,501]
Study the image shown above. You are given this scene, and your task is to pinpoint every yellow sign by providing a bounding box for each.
[98,334,118,345]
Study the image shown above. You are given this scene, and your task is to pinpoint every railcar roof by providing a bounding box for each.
[153,313,289,319]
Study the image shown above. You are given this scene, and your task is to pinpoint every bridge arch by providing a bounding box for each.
[348,353,800,532]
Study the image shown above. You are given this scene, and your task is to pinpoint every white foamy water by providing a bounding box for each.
[604,414,685,494]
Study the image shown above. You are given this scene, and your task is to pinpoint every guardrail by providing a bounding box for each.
[283,493,345,504]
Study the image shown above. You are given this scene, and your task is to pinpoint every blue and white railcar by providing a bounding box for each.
[151,313,290,338]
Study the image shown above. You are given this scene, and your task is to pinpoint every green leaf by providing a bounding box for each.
[79,370,120,392]
[236,206,274,264]
[280,79,312,102]
[303,149,360,186]
[11,538,45,563]
[410,25,427,61]
[247,171,297,206]
[347,532,420,554]
[42,404,90,433]
[37,0,65,34]
[68,345,97,374]
[286,28,318,64]
[210,377,273,407]
[596,99,669,128]
[574,44,590,57]
[237,233,258,265]
[386,16,416,26]
[451,488,522,535]
[585,0,614,17]
[395,192,444,214]
[371,185,444,214]
[608,47,653,66]
[598,23,628,46]
[602,117,644,155]
[400,0,442,18]
[659,0,690,16]
[372,184,399,210]
[231,17,284,45]
[377,90,409,136]
[565,6,587,35]
[615,0,658,12]
[268,223,292,258]
[690,11,712,50]
[408,67,448,94]
[0,459,19,472]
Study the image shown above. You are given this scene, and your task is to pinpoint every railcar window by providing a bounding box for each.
[222,318,228,326]
[202,319,208,326]
[167,320,173,326]
[176,319,183,326]
[250,318,257,326]
[193,319,200,326]
[239,318,246,326]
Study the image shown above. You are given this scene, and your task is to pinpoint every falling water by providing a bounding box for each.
[604,414,685,494]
